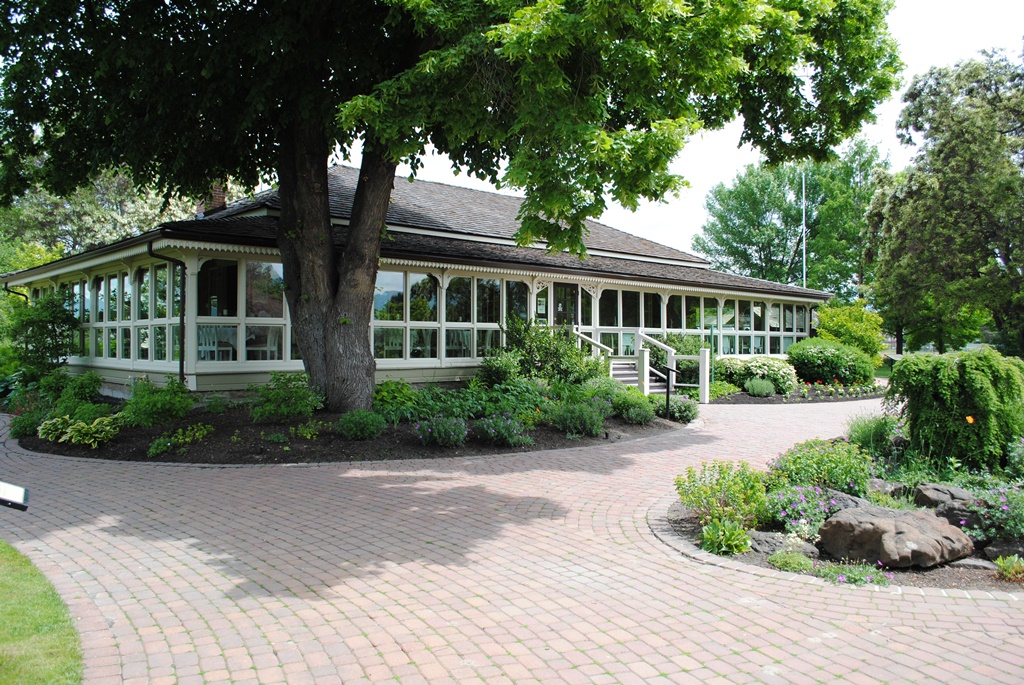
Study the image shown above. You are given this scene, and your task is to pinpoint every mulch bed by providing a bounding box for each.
[666,501,1022,593]
[19,405,680,465]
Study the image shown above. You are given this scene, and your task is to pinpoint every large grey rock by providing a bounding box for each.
[747,530,819,558]
[914,483,976,508]
[823,489,871,511]
[948,557,998,571]
[934,500,983,533]
[818,506,974,568]
[869,478,907,498]
[983,538,1024,561]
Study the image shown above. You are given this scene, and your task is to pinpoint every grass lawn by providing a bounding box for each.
[0,538,82,685]
[875,363,892,380]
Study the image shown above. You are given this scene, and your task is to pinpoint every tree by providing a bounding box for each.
[0,0,901,411]
[868,51,1024,354]
[693,138,885,300]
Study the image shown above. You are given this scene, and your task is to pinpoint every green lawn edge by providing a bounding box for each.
[0,537,83,685]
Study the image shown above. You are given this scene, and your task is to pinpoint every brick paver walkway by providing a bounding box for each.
[2,400,1022,684]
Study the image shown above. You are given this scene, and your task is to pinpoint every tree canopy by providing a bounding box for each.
[868,50,1024,354]
[693,138,885,300]
[0,0,901,410]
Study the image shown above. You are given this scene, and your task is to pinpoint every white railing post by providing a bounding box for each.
[667,352,676,393]
[698,347,711,404]
[637,347,650,396]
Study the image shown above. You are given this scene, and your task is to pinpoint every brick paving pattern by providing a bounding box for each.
[1,399,1022,684]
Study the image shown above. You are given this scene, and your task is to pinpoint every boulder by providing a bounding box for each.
[869,478,907,498]
[948,557,997,571]
[747,530,819,558]
[823,489,871,512]
[914,483,976,508]
[934,501,983,534]
[818,506,974,568]
[983,538,1024,562]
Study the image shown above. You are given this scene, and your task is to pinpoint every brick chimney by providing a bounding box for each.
[196,183,227,218]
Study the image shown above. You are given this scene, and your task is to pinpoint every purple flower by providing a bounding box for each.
[960,520,967,526]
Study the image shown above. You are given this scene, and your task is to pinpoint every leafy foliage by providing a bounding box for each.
[815,300,885,361]
[699,519,751,556]
[653,395,699,424]
[966,486,1024,541]
[786,337,875,386]
[248,372,324,423]
[767,551,815,573]
[336,410,387,441]
[40,414,123,449]
[846,413,903,462]
[148,423,214,458]
[767,439,874,496]
[744,378,776,397]
[766,485,839,533]
[475,414,533,447]
[611,386,655,425]
[4,292,80,378]
[123,376,194,427]
[477,350,523,387]
[413,416,469,448]
[503,318,606,385]
[675,461,767,528]
[735,356,799,395]
[546,397,607,439]
[373,380,419,425]
[886,348,1024,471]
[994,555,1024,583]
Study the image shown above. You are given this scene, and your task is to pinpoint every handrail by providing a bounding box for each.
[637,331,674,354]
[572,330,613,354]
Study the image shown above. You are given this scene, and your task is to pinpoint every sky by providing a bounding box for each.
[377,0,1024,256]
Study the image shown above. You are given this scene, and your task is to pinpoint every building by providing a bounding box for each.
[1,166,829,392]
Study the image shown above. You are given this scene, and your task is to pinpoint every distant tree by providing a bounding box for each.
[868,51,1024,354]
[693,138,885,299]
[0,0,900,410]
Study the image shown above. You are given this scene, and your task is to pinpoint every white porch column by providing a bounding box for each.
[183,255,200,390]
[698,347,711,404]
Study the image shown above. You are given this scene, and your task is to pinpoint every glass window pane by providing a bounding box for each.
[154,326,167,361]
[738,300,752,331]
[622,332,636,356]
[783,336,795,352]
[784,304,794,332]
[108,275,118,322]
[138,267,150,319]
[753,302,766,331]
[170,324,181,361]
[373,271,405,321]
[445,329,472,358]
[94,329,104,357]
[246,325,284,360]
[410,329,438,359]
[446,277,472,323]
[796,305,807,333]
[197,324,237,361]
[106,328,117,358]
[197,260,237,317]
[121,273,132,321]
[769,303,781,332]
[599,290,618,327]
[739,336,751,354]
[477,329,501,357]
[580,289,593,327]
[753,335,766,355]
[621,291,639,328]
[667,295,682,329]
[703,298,718,330]
[408,273,437,322]
[373,328,404,359]
[83,280,91,324]
[685,296,700,329]
[71,282,82,320]
[246,262,285,318]
[722,299,736,330]
[476,278,501,324]
[153,265,167,319]
[600,332,619,355]
[534,286,548,322]
[770,336,781,354]
[172,265,183,317]
[643,293,661,329]
[136,327,149,360]
[82,328,91,357]
[506,281,529,322]
[722,335,737,354]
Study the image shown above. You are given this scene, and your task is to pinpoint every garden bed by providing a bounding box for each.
[710,383,886,405]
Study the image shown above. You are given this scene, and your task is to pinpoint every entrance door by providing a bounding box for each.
[553,283,578,326]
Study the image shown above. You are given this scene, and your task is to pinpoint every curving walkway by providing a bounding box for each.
[1,400,1022,685]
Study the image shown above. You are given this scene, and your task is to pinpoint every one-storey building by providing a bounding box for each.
[1,165,829,392]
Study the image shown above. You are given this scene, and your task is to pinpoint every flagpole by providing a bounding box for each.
[801,170,807,288]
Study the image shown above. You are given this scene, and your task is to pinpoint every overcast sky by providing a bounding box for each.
[384,1,1024,256]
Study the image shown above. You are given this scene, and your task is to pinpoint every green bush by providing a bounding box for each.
[681,380,741,402]
[249,372,323,423]
[815,300,884,363]
[413,415,469,447]
[4,292,80,378]
[713,357,746,385]
[744,377,775,397]
[887,348,1024,471]
[36,415,72,442]
[336,410,387,441]
[9,410,47,439]
[648,333,706,380]
[766,439,874,497]
[547,398,606,438]
[148,423,214,457]
[786,337,875,386]
[413,386,486,421]
[373,379,419,425]
[477,350,523,387]
[484,378,548,428]
[581,376,624,405]
[766,485,838,532]
[45,414,123,449]
[652,395,699,423]
[735,356,798,395]
[70,402,113,423]
[994,555,1024,582]
[124,376,194,427]
[674,461,767,527]
[611,386,655,425]
[699,519,751,555]
[767,551,815,573]
[50,371,104,419]
[847,413,902,461]
[475,413,534,447]
[967,486,1024,540]
[503,317,606,384]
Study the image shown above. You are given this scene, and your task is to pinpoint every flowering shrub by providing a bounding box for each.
[766,439,874,496]
[475,413,534,447]
[735,356,798,395]
[713,356,746,385]
[967,486,1024,540]
[546,397,607,438]
[414,416,469,447]
[786,338,875,386]
[477,350,523,387]
[675,461,767,527]
[611,387,655,425]
[765,485,839,534]
[653,395,699,423]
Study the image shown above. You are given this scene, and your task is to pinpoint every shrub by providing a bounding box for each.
[611,386,655,425]
[70,402,113,423]
[249,372,323,423]
[547,397,606,438]
[413,386,485,421]
[994,555,1024,582]
[37,415,72,442]
[681,380,741,403]
[699,519,751,555]
[767,439,874,496]
[767,551,815,573]
[4,292,80,378]
[373,379,419,425]
[336,410,387,441]
[653,395,699,423]
[648,333,706,380]
[713,357,746,385]
[124,376,194,427]
[475,413,534,447]
[50,371,104,418]
[581,376,624,405]
[414,416,469,447]
[765,485,838,533]
[809,559,892,586]
[477,350,523,387]
[847,413,902,461]
[815,300,885,362]
[786,337,875,386]
[148,423,214,458]
[887,348,1024,472]
[484,378,548,427]
[9,410,48,439]
[736,356,798,395]
[744,377,775,397]
[49,414,123,449]
[503,317,606,384]
[1009,437,1024,481]
[674,461,767,527]
[966,486,1024,540]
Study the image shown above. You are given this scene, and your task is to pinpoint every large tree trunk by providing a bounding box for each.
[276,119,396,412]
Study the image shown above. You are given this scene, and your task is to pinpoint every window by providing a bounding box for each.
[770,336,781,354]
[410,329,438,359]
[374,271,405,321]
[599,290,618,327]
[154,326,167,361]
[445,329,472,358]
[643,293,661,328]
[197,324,237,361]
[136,327,149,360]
[197,260,238,317]
[246,262,285,318]
[722,335,736,354]
[506,281,529,321]
[739,336,751,354]
[580,289,593,327]
[784,304,794,332]
[753,302,766,331]
[667,295,682,329]
[721,299,736,330]
[796,305,807,333]
[171,265,183,317]
[446,277,472,323]
[154,265,168,319]
[621,291,640,328]
[373,328,403,359]
[738,300,752,331]
[685,296,700,329]
[409,274,437,322]
[703,298,718,330]
[753,335,766,354]
[106,328,117,358]
[477,329,501,357]
[120,273,132,321]
[107,275,118,322]
[138,267,150,319]
[476,279,501,324]
[600,332,619,354]
[769,303,781,332]
[246,325,284,360]
[534,286,548,322]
